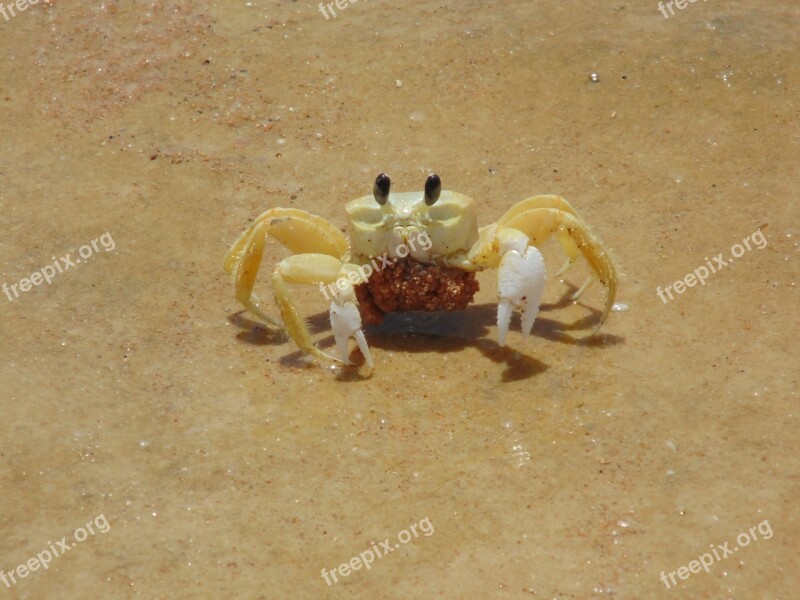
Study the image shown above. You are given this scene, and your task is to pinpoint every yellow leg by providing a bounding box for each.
[500,208,617,328]
[470,196,582,271]
[470,207,617,330]
[231,221,282,327]
[552,228,594,299]
[271,254,355,364]
[496,196,586,278]
[224,208,348,327]
[224,207,347,273]
[496,195,579,227]
[554,227,581,276]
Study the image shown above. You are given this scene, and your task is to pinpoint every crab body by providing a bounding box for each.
[224,174,617,372]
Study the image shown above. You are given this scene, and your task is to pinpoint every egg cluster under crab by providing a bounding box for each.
[224,173,617,371]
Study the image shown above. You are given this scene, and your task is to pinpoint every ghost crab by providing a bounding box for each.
[224,173,617,371]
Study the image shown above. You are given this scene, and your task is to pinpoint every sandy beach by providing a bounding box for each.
[0,1,797,598]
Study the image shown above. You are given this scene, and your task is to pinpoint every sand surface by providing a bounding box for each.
[0,1,797,598]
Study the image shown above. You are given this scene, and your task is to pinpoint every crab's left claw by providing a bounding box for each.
[496,231,547,346]
[330,282,373,371]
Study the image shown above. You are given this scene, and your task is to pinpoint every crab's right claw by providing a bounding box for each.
[330,296,373,371]
[496,243,547,346]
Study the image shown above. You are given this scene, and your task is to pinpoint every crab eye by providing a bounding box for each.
[373,173,391,205]
[424,173,441,206]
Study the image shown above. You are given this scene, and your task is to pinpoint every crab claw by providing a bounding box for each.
[496,233,547,346]
[329,283,373,370]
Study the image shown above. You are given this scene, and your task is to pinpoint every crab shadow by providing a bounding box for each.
[228,285,624,382]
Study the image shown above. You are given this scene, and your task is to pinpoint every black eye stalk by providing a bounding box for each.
[424,173,441,206]
[373,173,391,205]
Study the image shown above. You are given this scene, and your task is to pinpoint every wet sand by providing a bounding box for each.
[0,1,797,598]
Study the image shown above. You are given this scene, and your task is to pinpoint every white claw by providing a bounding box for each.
[497,300,514,347]
[497,244,547,345]
[329,283,373,369]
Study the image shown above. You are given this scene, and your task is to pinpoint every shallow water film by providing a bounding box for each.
[1,1,798,598]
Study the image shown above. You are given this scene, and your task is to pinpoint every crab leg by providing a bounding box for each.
[273,256,373,368]
[495,194,580,225]
[228,221,281,327]
[224,207,347,273]
[272,253,344,363]
[496,195,582,277]
[548,228,596,301]
[469,206,617,331]
[224,208,348,327]
[501,208,617,327]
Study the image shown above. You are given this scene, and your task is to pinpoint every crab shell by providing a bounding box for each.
[345,190,479,263]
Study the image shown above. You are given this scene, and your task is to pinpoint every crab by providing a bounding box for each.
[224,173,617,371]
